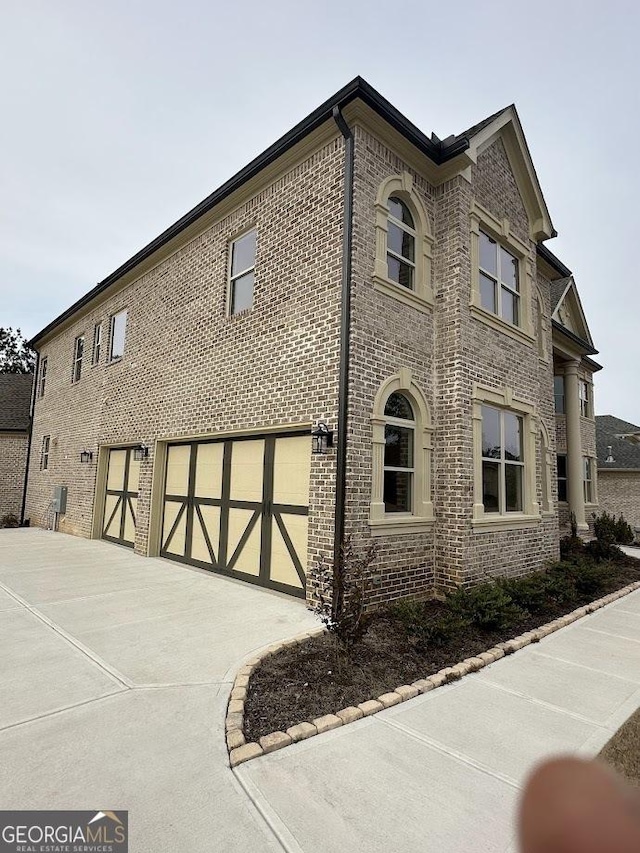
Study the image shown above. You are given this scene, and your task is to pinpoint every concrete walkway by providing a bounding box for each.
[237,586,640,853]
[0,528,317,852]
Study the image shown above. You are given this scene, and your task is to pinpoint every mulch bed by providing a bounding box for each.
[244,555,640,743]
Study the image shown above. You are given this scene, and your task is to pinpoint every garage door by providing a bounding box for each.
[160,432,310,597]
[102,447,140,548]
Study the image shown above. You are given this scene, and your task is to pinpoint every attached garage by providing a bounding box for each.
[159,432,311,597]
[102,447,140,548]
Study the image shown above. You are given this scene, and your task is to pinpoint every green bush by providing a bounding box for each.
[0,513,20,529]
[543,563,580,607]
[499,572,550,614]
[615,514,635,546]
[559,534,586,562]
[447,583,525,632]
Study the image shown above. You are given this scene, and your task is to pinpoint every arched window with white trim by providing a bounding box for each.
[370,370,434,534]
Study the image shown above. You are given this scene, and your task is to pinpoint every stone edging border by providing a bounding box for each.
[226,580,640,767]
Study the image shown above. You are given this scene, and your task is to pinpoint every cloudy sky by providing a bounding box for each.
[1,0,638,421]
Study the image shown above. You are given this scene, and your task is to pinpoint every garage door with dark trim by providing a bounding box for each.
[102,447,140,548]
[160,432,310,597]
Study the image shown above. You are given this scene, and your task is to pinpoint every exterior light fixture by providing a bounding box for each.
[133,444,149,461]
[80,450,93,463]
[311,422,334,455]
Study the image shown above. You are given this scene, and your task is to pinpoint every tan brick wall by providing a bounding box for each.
[597,471,640,532]
[27,135,346,598]
[344,127,559,600]
[27,116,578,605]
[0,432,28,520]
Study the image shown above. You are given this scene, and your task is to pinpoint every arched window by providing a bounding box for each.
[370,370,434,534]
[383,392,415,512]
[373,172,434,312]
[386,198,416,291]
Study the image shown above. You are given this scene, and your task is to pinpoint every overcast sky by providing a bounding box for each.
[1,0,638,421]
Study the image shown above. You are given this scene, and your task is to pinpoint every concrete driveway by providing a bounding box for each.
[0,528,317,852]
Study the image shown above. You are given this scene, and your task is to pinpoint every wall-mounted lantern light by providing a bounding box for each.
[133,444,149,461]
[311,422,334,455]
[80,450,93,464]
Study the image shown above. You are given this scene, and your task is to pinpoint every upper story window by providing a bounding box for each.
[554,375,565,414]
[383,392,415,513]
[92,323,102,365]
[481,404,524,514]
[229,230,256,315]
[579,380,591,418]
[37,357,47,398]
[40,435,50,470]
[372,173,434,313]
[479,231,520,325]
[109,310,127,361]
[72,335,84,383]
[386,198,416,290]
[557,453,568,502]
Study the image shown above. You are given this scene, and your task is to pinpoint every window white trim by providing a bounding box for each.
[227,227,257,316]
[37,357,47,399]
[470,201,535,345]
[40,435,50,470]
[472,383,540,528]
[109,310,127,361]
[72,335,84,383]
[92,323,102,366]
[372,172,434,312]
[369,368,433,534]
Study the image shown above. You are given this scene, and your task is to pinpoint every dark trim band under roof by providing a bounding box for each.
[536,243,572,278]
[30,77,478,348]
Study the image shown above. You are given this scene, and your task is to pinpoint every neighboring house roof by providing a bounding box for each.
[29,77,558,349]
[0,374,33,431]
[596,415,640,470]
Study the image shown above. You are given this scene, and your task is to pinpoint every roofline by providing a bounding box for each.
[583,355,603,373]
[0,427,30,434]
[597,467,640,473]
[29,77,471,348]
[536,243,572,278]
[552,319,598,356]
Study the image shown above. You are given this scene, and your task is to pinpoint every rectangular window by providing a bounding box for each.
[481,405,524,514]
[92,323,102,365]
[479,231,520,326]
[72,335,84,382]
[579,380,590,418]
[109,310,127,360]
[40,435,50,470]
[383,423,414,513]
[229,230,256,315]
[38,357,48,398]
[584,457,594,503]
[554,375,565,414]
[557,454,568,502]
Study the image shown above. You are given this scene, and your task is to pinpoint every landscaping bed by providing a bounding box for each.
[244,549,640,743]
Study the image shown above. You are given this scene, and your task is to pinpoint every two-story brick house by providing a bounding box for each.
[24,77,599,605]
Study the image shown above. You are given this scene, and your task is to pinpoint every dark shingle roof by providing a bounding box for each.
[596,415,640,470]
[550,277,571,312]
[452,106,512,145]
[0,374,33,431]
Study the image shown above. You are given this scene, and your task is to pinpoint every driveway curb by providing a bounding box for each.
[226,580,640,767]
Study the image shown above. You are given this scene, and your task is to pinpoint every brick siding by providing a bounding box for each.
[0,432,28,520]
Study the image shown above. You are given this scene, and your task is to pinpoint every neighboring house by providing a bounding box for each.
[0,374,33,520]
[596,415,640,534]
[549,274,601,533]
[24,77,600,606]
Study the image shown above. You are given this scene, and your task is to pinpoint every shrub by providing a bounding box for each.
[543,563,580,608]
[615,514,635,546]
[499,572,550,614]
[559,534,585,562]
[313,538,377,652]
[447,582,525,632]
[0,513,20,529]
[392,602,470,650]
